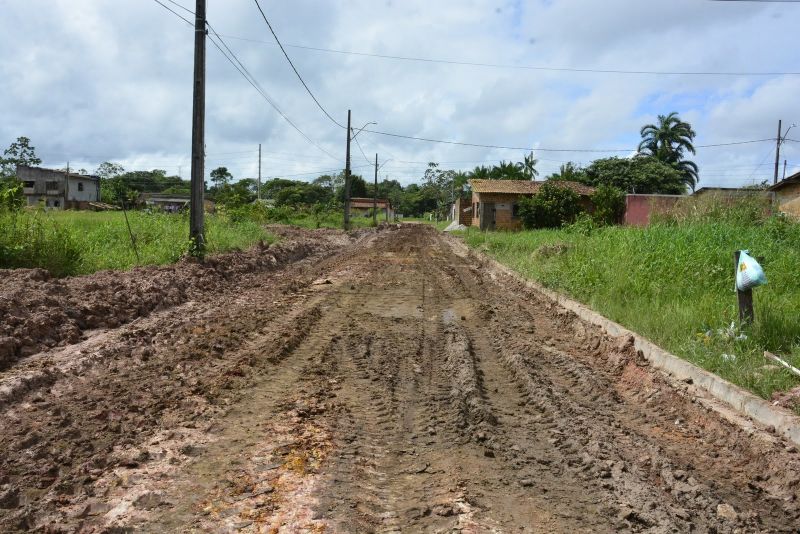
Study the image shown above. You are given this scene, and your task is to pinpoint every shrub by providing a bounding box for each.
[0,179,24,211]
[590,185,625,226]
[518,182,583,229]
[654,193,772,226]
[0,210,82,276]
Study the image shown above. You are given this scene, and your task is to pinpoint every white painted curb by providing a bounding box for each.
[454,239,800,447]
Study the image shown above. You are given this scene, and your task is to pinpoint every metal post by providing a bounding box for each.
[344,109,352,231]
[258,143,262,201]
[189,0,207,256]
[373,153,378,227]
[734,250,754,325]
[774,119,782,186]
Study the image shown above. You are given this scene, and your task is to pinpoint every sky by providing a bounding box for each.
[0,0,798,188]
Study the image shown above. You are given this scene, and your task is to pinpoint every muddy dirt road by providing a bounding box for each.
[1,224,799,532]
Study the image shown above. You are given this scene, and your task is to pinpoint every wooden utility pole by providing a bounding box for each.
[373,153,378,227]
[258,143,262,201]
[773,119,782,186]
[344,109,352,231]
[189,0,207,256]
[386,174,390,222]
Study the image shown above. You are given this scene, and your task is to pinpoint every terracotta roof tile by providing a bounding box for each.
[469,179,595,196]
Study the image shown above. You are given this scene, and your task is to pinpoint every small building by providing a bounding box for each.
[350,197,394,220]
[768,172,800,218]
[624,194,684,226]
[17,165,100,209]
[449,197,473,226]
[469,179,595,231]
[140,193,215,213]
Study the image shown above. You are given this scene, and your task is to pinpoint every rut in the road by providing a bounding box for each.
[1,225,799,533]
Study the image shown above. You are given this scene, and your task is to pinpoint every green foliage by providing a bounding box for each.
[462,213,800,403]
[590,185,626,225]
[547,162,583,181]
[638,112,699,191]
[0,210,82,276]
[0,179,25,211]
[518,182,583,229]
[654,193,772,226]
[210,166,232,188]
[0,136,42,178]
[0,211,270,276]
[580,156,686,194]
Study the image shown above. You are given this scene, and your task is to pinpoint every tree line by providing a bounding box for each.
[2,112,706,219]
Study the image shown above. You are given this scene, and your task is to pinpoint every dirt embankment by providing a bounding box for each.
[0,228,352,369]
[0,224,799,533]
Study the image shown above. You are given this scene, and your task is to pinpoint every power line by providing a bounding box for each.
[353,135,373,166]
[152,0,193,25]
[206,27,341,162]
[151,0,341,162]
[216,33,800,78]
[250,0,345,128]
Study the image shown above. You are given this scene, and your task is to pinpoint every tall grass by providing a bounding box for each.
[0,209,272,276]
[460,200,800,403]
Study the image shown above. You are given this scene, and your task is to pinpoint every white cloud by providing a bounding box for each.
[0,0,798,186]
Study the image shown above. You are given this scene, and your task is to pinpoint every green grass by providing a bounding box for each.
[1,209,272,275]
[457,217,800,403]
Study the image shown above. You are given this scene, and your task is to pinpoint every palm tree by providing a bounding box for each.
[470,165,491,179]
[639,112,699,191]
[548,162,581,181]
[491,161,524,180]
[517,152,539,180]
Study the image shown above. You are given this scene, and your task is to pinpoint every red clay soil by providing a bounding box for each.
[0,224,798,533]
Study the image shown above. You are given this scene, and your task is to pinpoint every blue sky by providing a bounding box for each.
[0,0,798,187]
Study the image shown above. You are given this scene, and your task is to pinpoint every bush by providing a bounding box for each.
[654,193,772,226]
[0,210,82,276]
[0,179,24,211]
[590,185,625,226]
[518,182,583,229]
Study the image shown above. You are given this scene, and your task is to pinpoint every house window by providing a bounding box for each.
[476,202,480,218]
[512,203,520,218]
[45,181,59,190]
[23,181,34,188]
[77,182,84,192]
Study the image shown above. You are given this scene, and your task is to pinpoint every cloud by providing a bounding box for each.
[0,0,797,186]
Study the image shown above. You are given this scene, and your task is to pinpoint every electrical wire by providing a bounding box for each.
[206,28,341,162]
[250,0,345,128]
[215,33,800,77]
[152,0,193,25]
[353,135,373,166]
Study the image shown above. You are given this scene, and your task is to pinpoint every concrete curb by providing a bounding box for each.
[454,240,800,447]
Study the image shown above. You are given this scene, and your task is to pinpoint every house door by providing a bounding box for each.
[480,202,496,230]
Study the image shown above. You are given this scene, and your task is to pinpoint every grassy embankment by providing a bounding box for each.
[0,210,271,276]
[456,207,800,404]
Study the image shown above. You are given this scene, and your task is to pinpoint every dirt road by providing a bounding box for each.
[1,224,799,532]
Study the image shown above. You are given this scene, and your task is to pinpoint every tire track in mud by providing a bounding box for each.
[2,224,799,532]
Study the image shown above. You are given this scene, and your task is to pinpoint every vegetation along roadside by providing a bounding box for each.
[453,197,800,409]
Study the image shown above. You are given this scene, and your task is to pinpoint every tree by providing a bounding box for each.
[548,162,583,181]
[210,167,232,188]
[638,112,699,191]
[590,185,626,226]
[490,160,524,180]
[518,152,539,180]
[95,161,125,181]
[518,182,583,229]
[470,165,491,179]
[1,136,42,178]
[579,156,686,194]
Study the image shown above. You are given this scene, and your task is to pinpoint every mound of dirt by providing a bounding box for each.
[0,230,346,369]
